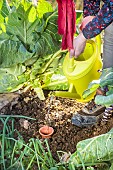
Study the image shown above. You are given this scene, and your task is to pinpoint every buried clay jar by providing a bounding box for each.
[39,125,54,139]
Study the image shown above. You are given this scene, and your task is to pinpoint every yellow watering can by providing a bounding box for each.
[55,35,103,102]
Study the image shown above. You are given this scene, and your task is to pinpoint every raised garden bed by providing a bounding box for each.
[1,90,113,164]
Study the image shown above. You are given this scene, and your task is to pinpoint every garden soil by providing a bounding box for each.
[0,90,113,161]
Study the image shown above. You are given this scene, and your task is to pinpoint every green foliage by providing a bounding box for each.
[1,115,113,169]
[0,69,27,93]
[75,10,83,35]
[0,1,82,100]
[82,81,100,99]
[0,116,69,170]
[83,67,113,107]
[95,94,113,107]
[69,128,113,169]
[0,0,64,99]
[0,0,60,66]
[37,0,53,18]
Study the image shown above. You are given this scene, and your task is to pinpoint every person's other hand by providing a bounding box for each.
[70,32,86,58]
[80,16,95,30]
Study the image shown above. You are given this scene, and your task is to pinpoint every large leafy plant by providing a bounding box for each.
[69,128,113,170]
[0,0,67,99]
[82,67,113,107]
[0,1,83,100]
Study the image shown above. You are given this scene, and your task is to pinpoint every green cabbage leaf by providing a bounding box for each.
[69,129,113,170]
[0,0,62,99]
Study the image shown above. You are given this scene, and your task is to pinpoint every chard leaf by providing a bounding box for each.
[95,94,113,107]
[76,10,83,25]
[69,129,113,168]
[31,50,62,77]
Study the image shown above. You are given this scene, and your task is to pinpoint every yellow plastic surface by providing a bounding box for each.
[62,35,103,102]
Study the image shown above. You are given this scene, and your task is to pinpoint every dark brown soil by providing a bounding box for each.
[1,90,113,161]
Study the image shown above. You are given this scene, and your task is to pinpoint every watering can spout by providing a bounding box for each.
[68,57,75,73]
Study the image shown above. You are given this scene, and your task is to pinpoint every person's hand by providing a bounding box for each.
[80,16,95,30]
[70,32,86,58]
[70,16,95,58]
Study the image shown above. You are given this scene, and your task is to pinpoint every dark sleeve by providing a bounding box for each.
[83,0,100,17]
[83,0,113,39]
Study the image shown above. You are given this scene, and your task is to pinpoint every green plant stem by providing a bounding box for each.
[1,116,10,170]
[26,155,35,170]
[0,118,10,136]
[7,137,45,169]
[42,80,68,89]
[35,139,51,167]
[38,49,63,74]
[77,151,85,170]
[45,139,56,166]
[0,115,36,120]
[7,138,35,169]
[31,138,41,170]
[11,141,17,165]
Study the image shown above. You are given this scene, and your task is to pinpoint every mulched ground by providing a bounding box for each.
[1,90,113,161]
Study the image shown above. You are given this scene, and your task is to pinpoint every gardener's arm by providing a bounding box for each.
[83,0,100,17]
[70,0,113,57]
[83,0,113,39]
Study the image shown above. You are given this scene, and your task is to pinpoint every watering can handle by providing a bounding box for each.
[68,35,101,73]
[68,56,75,73]
[95,35,101,55]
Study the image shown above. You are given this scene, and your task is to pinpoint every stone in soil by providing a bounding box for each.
[0,93,19,111]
